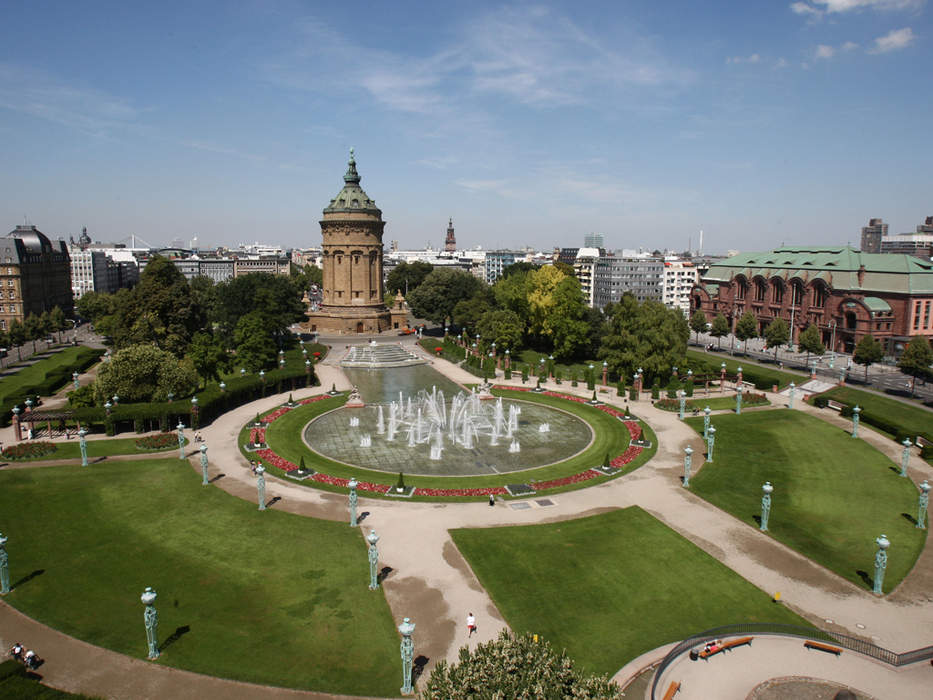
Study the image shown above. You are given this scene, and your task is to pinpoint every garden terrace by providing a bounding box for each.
[686,349,800,390]
[685,410,926,593]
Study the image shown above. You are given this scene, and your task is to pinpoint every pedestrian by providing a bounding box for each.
[467,612,476,636]
[488,494,495,507]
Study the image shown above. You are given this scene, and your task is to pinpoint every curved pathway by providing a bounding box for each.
[2,341,933,700]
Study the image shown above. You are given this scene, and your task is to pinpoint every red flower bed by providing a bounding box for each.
[531,470,599,490]
[262,406,292,423]
[298,395,330,405]
[1,441,58,460]
[625,422,642,441]
[254,448,296,471]
[311,473,390,493]
[135,433,178,450]
[610,445,643,467]
[413,486,509,497]
[249,428,267,445]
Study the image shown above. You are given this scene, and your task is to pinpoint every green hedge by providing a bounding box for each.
[0,347,104,427]
[812,396,933,446]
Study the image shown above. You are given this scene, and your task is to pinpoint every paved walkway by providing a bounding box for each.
[2,341,933,700]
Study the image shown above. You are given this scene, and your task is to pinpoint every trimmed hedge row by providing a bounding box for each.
[0,347,105,427]
[687,355,784,391]
[73,365,318,435]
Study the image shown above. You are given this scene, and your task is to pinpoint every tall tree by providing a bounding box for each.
[212,273,304,347]
[233,311,276,372]
[23,313,42,352]
[422,630,623,700]
[734,311,759,355]
[406,268,484,325]
[189,331,229,386]
[710,313,730,349]
[8,319,25,360]
[492,269,532,321]
[898,335,933,396]
[475,309,523,352]
[385,261,433,297]
[597,295,689,383]
[49,306,67,343]
[545,276,591,360]
[39,310,53,345]
[763,317,790,361]
[853,334,884,382]
[796,324,825,365]
[0,329,8,367]
[452,288,496,335]
[689,309,708,344]
[94,343,198,404]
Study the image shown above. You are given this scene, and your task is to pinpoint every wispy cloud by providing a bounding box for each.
[726,53,761,64]
[841,41,860,50]
[791,0,924,17]
[816,44,836,58]
[869,26,916,51]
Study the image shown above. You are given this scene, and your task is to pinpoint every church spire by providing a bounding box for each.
[344,147,360,184]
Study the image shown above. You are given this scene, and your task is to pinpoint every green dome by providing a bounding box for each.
[323,148,382,217]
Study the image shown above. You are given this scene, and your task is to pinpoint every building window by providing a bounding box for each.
[925,301,931,329]
[812,284,827,308]
[735,280,746,300]
[772,282,783,304]
[754,280,766,302]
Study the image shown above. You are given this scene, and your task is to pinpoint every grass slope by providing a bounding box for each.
[452,507,805,676]
[686,410,926,593]
[0,460,398,695]
[811,386,933,443]
[0,347,101,404]
[2,436,187,461]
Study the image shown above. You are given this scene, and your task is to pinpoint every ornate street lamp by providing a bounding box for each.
[703,406,711,439]
[788,382,795,409]
[873,534,890,594]
[367,530,380,590]
[760,482,773,531]
[735,384,743,415]
[917,481,930,530]
[706,425,716,462]
[901,438,912,477]
[199,444,209,485]
[348,478,358,527]
[141,587,159,659]
[256,465,266,510]
[176,421,185,459]
[683,446,693,487]
[219,381,226,393]
[398,617,416,695]
[78,427,88,467]
[851,405,861,438]
[0,532,10,595]
[73,371,80,390]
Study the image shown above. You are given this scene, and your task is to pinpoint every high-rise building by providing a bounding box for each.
[879,216,933,260]
[661,260,698,316]
[592,254,663,309]
[860,218,887,253]
[304,150,392,334]
[445,218,457,252]
[484,251,518,284]
[573,248,600,307]
[583,233,604,249]
[0,225,73,331]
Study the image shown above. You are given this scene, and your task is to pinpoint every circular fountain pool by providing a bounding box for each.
[303,391,593,477]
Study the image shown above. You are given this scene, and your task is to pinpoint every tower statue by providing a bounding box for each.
[305,149,391,334]
[445,217,457,252]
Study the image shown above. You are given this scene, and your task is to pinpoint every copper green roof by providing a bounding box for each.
[323,148,382,217]
[862,297,891,312]
[703,246,933,294]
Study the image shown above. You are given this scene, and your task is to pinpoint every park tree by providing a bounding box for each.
[492,268,532,321]
[212,273,304,348]
[689,309,708,344]
[897,335,933,396]
[476,310,524,351]
[23,313,42,352]
[420,630,623,700]
[233,311,276,372]
[452,288,496,334]
[189,331,229,386]
[598,295,689,381]
[94,343,198,404]
[385,261,433,297]
[796,324,825,364]
[8,319,25,360]
[733,311,758,355]
[545,276,592,360]
[853,334,884,382]
[501,261,537,278]
[526,265,568,341]
[763,317,790,361]
[406,268,484,325]
[39,310,53,344]
[75,290,114,322]
[48,306,67,342]
[290,262,323,290]
[188,276,219,322]
[710,313,730,349]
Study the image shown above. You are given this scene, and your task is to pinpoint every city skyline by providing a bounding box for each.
[1,1,930,252]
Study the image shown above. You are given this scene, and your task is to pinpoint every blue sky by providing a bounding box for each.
[0,0,930,253]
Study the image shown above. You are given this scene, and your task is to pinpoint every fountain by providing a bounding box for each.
[538,423,550,433]
[509,439,521,453]
[360,434,372,447]
[376,405,385,435]
[349,416,360,427]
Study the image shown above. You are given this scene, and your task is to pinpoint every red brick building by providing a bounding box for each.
[691,246,933,357]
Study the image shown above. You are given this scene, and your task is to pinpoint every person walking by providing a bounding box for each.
[467,612,476,637]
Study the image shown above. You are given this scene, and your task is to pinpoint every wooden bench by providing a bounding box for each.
[661,681,681,700]
[826,400,845,412]
[804,640,842,656]
[698,636,753,659]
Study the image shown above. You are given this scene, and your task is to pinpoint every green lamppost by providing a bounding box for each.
[72,371,80,390]
[367,529,380,590]
[256,466,266,511]
[141,586,159,659]
[348,478,359,527]
[703,406,711,439]
[873,534,889,595]
[219,381,226,393]
[917,481,930,530]
[259,369,266,397]
[788,382,795,409]
[760,481,773,531]
[851,405,861,438]
[398,617,416,695]
[240,368,246,378]
[706,425,716,463]
[900,438,912,477]
[0,532,10,595]
[683,446,693,487]
[78,427,88,467]
[678,390,686,420]
[199,444,209,486]
[176,421,185,459]
[735,384,743,415]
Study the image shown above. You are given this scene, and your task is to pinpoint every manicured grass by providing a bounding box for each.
[655,395,771,412]
[1,435,188,461]
[810,386,933,443]
[451,507,807,676]
[687,349,800,389]
[254,390,656,499]
[685,410,926,593]
[0,459,399,695]
[0,347,103,423]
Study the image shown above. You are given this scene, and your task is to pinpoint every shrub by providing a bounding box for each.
[504,367,511,380]
[684,377,695,397]
[629,386,637,401]
[1,441,58,460]
[651,378,660,400]
[921,445,933,460]
[396,472,405,489]
[521,368,528,382]
[840,405,854,418]
[814,396,829,409]
[617,380,624,397]
[134,418,144,433]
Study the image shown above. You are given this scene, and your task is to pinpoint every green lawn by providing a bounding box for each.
[0,459,399,696]
[451,507,806,676]
[810,385,933,443]
[0,661,100,699]
[655,395,771,412]
[0,347,102,417]
[255,390,656,499]
[1,435,187,461]
[687,349,801,389]
[686,410,926,593]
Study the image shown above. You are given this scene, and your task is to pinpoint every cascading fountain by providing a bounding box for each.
[376,405,385,435]
[539,423,550,433]
[360,434,372,447]
[349,416,360,427]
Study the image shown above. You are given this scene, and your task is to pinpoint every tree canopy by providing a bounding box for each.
[689,309,708,342]
[406,268,485,324]
[853,333,883,381]
[897,335,933,394]
[420,630,623,700]
[94,343,198,404]
[597,295,688,382]
[763,317,790,360]
[385,261,433,297]
[734,311,759,353]
[710,313,730,348]
[796,324,825,363]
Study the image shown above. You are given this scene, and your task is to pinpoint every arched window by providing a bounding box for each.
[811,282,828,308]
[770,279,784,304]
[735,277,747,300]
[754,279,767,302]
